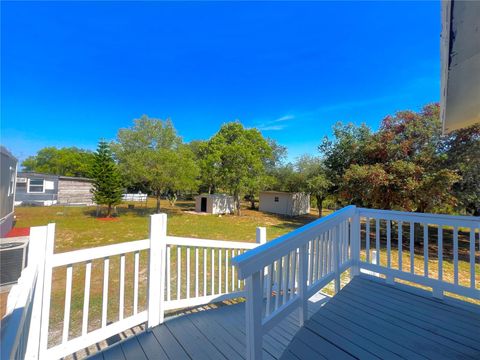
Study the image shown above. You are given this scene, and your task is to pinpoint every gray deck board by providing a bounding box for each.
[89,277,480,360]
[135,331,169,360]
[283,278,480,360]
[337,284,480,355]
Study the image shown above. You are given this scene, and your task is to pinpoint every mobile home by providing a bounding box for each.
[15,172,94,206]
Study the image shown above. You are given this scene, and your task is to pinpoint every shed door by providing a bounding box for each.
[201,197,207,212]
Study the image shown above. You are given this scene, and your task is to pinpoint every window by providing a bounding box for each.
[274,196,279,202]
[28,178,45,193]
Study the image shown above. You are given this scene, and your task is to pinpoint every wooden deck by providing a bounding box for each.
[87,276,480,360]
[283,277,480,360]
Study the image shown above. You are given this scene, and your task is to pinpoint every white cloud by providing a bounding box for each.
[273,115,295,122]
[255,114,295,131]
[257,124,286,131]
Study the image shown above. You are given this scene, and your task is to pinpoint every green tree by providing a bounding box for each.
[22,147,94,177]
[267,163,302,193]
[112,115,199,213]
[90,141,124,217]
[321,104,460,213]
[319,122,372,205]
[205,122,273,215]
[189,140,220,194]
[443,124,480,215]
[296,155,332,217]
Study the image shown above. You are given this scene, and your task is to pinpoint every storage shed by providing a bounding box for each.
[15,172,94,206]
[195,194,235,214]
[259,191,310,216]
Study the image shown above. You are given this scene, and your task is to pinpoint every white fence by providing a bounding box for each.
[122,193,148,202]
[233,206,480,360]
[2,207,479,360]
[1,214,262,360]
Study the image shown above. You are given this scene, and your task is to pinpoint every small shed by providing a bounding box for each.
[195,194,234,214]
[259,191,310,216]
[15,172,94,206]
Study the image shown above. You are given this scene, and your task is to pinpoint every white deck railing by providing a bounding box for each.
[232,206,480,360]
[1,214,262,360]
[2,207,478,360]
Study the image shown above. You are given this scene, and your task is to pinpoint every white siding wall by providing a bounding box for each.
[259,192,310,216]
[195,195,234,214]
[212,196,234,214]
[259,192,290,215]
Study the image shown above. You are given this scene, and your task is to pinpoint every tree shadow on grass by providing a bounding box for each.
[82,206,183,219]
[173,202,195,211]
[266,213,319,233]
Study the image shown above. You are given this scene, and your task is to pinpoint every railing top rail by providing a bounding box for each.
[232,205,356,279]
[358,208,480,226]
[51,239,150,267]
[166,236,258,250]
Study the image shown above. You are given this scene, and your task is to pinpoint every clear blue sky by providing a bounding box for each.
[1,1,440,163]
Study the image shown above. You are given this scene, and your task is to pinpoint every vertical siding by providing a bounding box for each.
[259,192,310,216]
[57,179,94,205]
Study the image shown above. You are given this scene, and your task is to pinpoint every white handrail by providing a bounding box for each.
[233,206,357,360]
[1,225,50,360]
[29,215,260,360]
[234,206,479,359]
[357,208,480,300]
[233,205,357,279]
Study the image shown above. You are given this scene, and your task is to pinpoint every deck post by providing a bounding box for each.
[24,225,49,359]
[256,227,267,295]
[245,271,263,360]
[350,211,360,278]
[256,227,267,245]
[298,243,309,326]
[334,224,341,294]
[148,213,167,328]
[38,223,56,360]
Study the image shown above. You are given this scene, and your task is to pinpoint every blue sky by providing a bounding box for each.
[1,1,440,163]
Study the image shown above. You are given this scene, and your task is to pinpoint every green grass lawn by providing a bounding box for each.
[14,199,327,252]
[11,200,478,347]
[14,199,328,346]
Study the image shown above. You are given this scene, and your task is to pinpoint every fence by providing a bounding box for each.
[233,206,480,359]
[122,193,148,202]
[2,207,478,360]
[1,214,262,360]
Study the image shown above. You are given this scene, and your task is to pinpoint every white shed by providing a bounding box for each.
[259,191,310,216]
[195,194,235,215]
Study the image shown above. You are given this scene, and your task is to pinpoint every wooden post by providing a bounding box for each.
[38,223,56,360]
[256,227,267,296]
[148,213,167,328]
[350,211,360,278]
[245,271,263,360]
[298,243,308,326]
[256,227,266,245]
[24,225,49,359]
[333,225,341,294]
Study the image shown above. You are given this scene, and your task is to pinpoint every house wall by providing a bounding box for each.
[259,192,310,216]
[57,178,94,205]
[15,173,59,206]
[0,147,18,237]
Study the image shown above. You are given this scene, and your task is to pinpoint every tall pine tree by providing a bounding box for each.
[91,141,124,217]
